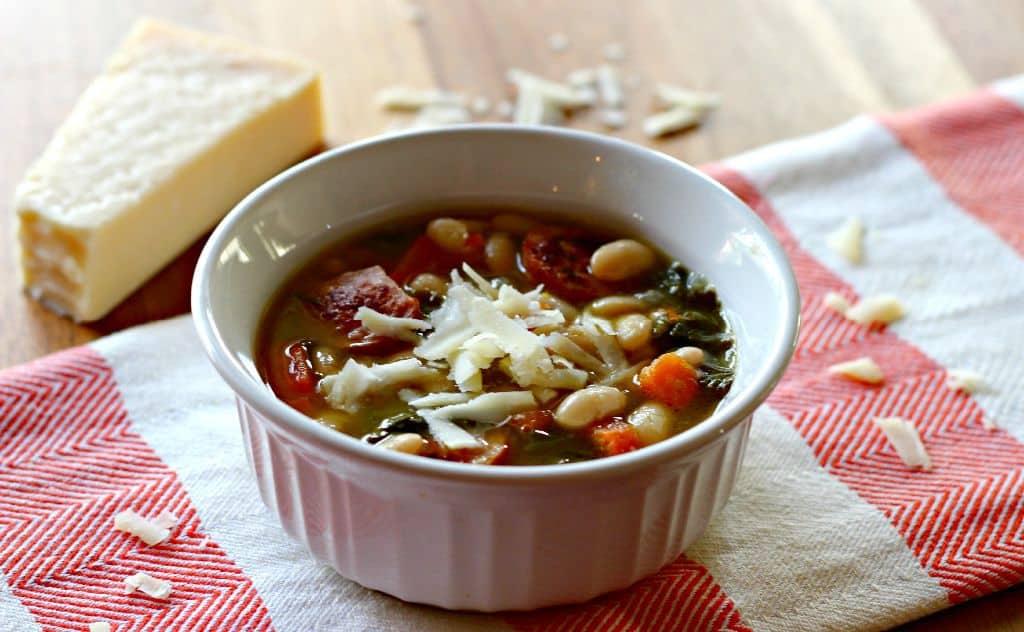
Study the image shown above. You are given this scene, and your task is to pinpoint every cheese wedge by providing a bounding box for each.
[13,18,323,321]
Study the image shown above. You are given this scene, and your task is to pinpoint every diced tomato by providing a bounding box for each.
[506,409,555,433]
[390,234,486,286]
[310,265,422,354]
[264,341,319,415]
[590,421,642,457]
[285,342,317,393]
[638,352,700,409]
[521,228,613,302]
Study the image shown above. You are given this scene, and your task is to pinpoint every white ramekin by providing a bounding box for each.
[192,125,799,612]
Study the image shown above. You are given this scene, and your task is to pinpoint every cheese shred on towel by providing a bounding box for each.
[113,509,172,546]
[124,572,173,599]
[873,417,933,471]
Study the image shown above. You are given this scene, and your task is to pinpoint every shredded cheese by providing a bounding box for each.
[654,83,721,111]
[450,334,504,391]
[823,291,850,315]
[412,103,471,128]
[462,262,498,298]
[828,357,884,384]
[873,417,932,471]
[544,332,603,371]
[507,68,595,108]
[408,392,471,408]
[826,216,864,264]
[374,86,465,111]
[845,295,906,326]
[642,106,703,138]
[355,306,431,343]
[946,369,987,394]
[513,83,566,126]
[319,358,439,412]
[324,266,634,450]
[596,65,624,108]
[113,509,171,546]
[124,572,172,599]
[581,322,627,370]
[424,391,537,424]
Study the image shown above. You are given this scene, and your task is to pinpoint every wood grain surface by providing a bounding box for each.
[1,1,1022,629]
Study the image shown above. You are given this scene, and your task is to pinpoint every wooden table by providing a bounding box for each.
[1,1,1021,629]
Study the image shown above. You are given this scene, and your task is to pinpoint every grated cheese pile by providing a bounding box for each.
[873,417,932,471]
[317,265,637,449]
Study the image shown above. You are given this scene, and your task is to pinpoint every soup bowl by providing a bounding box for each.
[191,125,799,611]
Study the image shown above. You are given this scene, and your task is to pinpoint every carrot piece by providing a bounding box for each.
[638,352,699,409]
[591,421,642,457]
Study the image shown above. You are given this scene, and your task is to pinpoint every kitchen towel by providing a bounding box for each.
[2,77,1023,632]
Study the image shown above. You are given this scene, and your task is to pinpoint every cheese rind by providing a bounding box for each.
[14,18,323,321]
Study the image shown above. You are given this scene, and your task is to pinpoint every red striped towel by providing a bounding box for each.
[3,79,1023,631]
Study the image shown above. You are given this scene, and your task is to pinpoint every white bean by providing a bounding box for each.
[589,295,648,317]
[426,218,468,253]
[376,433,428,455]
[628,402,673,445]
[615,314,653,351]
[675,346,705,367]
[590,239,656,281]
[409,272,448,296]
[554,385,627,430]
[492,213,538,235]
[485,232,517,275]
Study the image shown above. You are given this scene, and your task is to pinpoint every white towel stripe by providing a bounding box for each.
[0,576,40,632]
[730,116,1024,442]
[690,407,947,631]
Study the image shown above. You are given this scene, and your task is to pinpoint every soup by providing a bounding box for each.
[255,211,735,465]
